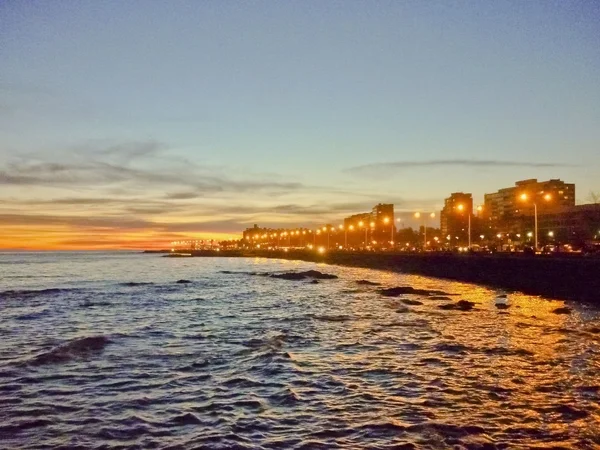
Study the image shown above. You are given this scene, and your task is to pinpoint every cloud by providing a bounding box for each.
[0,140,307,196]
[344,159,572,177]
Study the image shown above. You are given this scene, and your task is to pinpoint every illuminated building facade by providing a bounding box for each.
[484,179,575,233]
[440,192,473,239]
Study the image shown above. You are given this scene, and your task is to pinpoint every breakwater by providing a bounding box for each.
[188,250,599,303]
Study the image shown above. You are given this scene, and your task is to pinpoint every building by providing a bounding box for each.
[532,203,600,245]
[484,179,575,233]
[371,203,395,244]
[440,192,473,242]
[343,213,371,230]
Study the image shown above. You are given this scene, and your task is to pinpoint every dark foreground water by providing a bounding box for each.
[1,252,599,450]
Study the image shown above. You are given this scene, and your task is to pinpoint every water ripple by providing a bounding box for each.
[1,252,600,449]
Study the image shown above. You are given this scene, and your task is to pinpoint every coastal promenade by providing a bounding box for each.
[171,250,600,304]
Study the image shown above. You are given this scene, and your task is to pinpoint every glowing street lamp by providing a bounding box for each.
[414,212,436,248]
[519,193,552,251]
[456,204,472,249]
[358,221,367,248]
[383,216,393,247]
[339,224,347,248]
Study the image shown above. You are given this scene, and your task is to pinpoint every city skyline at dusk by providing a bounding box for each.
[2,1,599,249]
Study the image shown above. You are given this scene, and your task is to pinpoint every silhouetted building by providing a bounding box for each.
[371,203,395,244]
[484,179,575,233]
[529,203,600,245]
[440,192,473,241]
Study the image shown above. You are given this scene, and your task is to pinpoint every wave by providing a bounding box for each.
[27,336,110,366]
[118,282,154,287]
[0,288,79,300]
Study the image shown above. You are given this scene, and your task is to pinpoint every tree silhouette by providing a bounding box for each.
[587,191,600,204]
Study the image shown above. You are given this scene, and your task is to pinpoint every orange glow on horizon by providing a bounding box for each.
[0,225,238,251]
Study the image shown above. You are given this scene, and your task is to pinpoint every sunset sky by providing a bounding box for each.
[1,1,599,250]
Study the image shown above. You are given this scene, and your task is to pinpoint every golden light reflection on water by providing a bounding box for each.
[6,253,598,448]
[266,260,600,447]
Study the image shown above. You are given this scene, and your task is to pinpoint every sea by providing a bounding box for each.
[1,251,599,449]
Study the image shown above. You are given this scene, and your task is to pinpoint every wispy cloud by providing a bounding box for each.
[0,140,306,195]
[344,159,572,177]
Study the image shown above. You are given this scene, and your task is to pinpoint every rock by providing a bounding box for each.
[270,270,338,281]
[176,279,192,284]
[171,412,202,425]
[356,280,381,286]
[495,303,510,310]
[555,404,589,420]
[438,303,456,310]
[396,306,411,313]
[438,300,476,311]
[456,300,476,310]
[401,299,423,306]
[301,270,338,279]
[309,280,320,284]
[380,286,431,297]
[270,272,306,280]
[552,307,572,315]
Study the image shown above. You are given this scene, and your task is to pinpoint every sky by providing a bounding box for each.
[1,1,599,249]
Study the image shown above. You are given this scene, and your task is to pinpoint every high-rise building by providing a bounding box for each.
[440,192,473,240]
[371,203,395,244]
[535,204,600,245]
[484,179,575,233]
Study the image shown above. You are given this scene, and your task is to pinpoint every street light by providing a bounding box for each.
[383,216,393,247]
[414,212,436,249]
[339,224,346,248]
[519,193,552,251]
[456,204,471,249]
[358,221,367,248]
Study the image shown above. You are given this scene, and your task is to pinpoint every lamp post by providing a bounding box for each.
[519,193,551,251]
[322,226,330,249]
[456,204,471,249]
[414,212,435,249]
[358,221,366,248]
[339,224,346,248]
[383,216,393,247]
[370,221,375,247]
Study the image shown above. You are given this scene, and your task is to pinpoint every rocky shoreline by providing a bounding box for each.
[157,249,600,304]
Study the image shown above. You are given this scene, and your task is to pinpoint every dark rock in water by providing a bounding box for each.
[555,404,589,420]
[552,307,572,315]
[176,279,192,284]
[270,270,338,281]
[438,303,456,310]
[495,303,510,310]
[438,300,476,311]
[271,272,306,280]
[171,412,202,425]
[30,336,109,366]
[380,286,428,297]
[309,280,320,284]
[380,286,451,297]
[301,270,338,279]
[356,280,381,286]
[396,306,411,313]
[456,300,476,310]
[401,299,423,306]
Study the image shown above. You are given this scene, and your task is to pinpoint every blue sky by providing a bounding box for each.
[1,1,599,247]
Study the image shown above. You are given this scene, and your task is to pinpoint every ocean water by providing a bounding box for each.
[1,251,599,450]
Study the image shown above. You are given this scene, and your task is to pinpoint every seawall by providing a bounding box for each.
[238,250,600,303]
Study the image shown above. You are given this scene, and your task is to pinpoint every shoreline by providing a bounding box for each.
[161,249,600,303]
